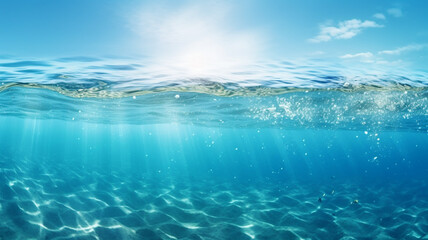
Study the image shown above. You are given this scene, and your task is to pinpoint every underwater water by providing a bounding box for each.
[0,58,428,240]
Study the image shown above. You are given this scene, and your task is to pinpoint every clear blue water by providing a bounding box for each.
[1,57,427,239]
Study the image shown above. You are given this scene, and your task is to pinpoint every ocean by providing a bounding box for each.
[0,57,427,239]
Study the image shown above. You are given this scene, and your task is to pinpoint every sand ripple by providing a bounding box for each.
[1,157,427,239]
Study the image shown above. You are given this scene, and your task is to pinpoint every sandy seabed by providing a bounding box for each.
[1,157,427,240]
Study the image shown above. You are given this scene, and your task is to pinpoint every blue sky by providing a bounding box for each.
[1,0,427,70]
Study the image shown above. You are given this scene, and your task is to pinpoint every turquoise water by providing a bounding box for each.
[1,58,428,239]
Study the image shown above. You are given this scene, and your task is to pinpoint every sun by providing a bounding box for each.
[134,1,263,76]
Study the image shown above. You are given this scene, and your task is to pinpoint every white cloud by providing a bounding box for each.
[310,19,383,43]
[387,8,402,17]
[379,44,425,55]
[373,13,386,20]
[340,44,427,65]
[341,52,374,59]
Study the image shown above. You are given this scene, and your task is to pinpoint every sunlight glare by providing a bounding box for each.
[134,2,263,76]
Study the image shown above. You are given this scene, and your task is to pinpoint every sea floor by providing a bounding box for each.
[1,157,428,240]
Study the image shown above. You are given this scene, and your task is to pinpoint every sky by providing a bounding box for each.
[1,0,428,71]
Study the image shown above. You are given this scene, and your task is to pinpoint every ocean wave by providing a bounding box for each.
[1,57,428,98]
[1,57,427,130]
